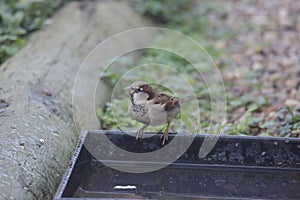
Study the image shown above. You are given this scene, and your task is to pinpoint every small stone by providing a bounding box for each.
[291,130,300,137]
[280,57,294,68]
[263,32,277,41]
[39,139,45,145]
[285,79,298,89]
[19,141,25,146]
[285,99,300,107]
[285,139,290,144]
[269,74,281,82]
[269,111,276,118]
[252,62,263,70]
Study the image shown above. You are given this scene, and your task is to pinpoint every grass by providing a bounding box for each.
[0,0,69,64]
[98,0,300,137]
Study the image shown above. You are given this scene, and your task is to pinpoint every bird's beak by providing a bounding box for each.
[123,86,133,94]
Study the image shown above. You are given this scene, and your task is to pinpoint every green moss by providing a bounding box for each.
[0,0,69,63]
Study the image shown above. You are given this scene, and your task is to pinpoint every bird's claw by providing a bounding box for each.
[136,130,141,140]
[161,131,169,145]
[135,124,148,141]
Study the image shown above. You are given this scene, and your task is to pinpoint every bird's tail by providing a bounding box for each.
[179,96,202,104]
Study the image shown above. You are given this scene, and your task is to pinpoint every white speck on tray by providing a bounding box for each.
[114,185,137,190]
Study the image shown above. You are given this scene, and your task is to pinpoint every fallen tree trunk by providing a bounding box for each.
[0,1,154,199]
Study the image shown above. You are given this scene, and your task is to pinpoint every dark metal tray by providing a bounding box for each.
[54,130,300,199]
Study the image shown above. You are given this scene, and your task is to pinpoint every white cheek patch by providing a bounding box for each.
[133,92,149,104]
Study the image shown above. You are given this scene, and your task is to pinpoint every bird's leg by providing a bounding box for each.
[162,122,170,145]
[136,124,148,140]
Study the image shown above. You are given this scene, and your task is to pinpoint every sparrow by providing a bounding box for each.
[123,81,200,145]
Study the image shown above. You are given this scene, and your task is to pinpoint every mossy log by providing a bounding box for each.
[0,1,154,199]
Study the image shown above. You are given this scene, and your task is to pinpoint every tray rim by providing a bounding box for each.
[54,130,88,199]
[54,130,300,199]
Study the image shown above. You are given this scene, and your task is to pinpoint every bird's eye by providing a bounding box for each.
[134,88,141,93]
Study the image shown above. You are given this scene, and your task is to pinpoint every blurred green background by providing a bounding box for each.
[0,0,68,63]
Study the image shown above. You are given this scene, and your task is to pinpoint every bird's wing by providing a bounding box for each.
[154,92,179,111]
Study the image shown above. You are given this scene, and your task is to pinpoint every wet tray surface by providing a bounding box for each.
[54,130,300,199]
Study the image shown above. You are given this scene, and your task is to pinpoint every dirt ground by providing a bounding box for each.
[204,0,300,136]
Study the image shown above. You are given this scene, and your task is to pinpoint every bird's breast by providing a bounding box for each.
[129,103,172,126]
[129,104,149,123]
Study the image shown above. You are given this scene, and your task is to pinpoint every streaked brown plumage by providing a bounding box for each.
[124,81,200,145]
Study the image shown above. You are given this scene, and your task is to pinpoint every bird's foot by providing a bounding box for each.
[136,130,142,140]
[135,124,149,141]
[161,131,169,145]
